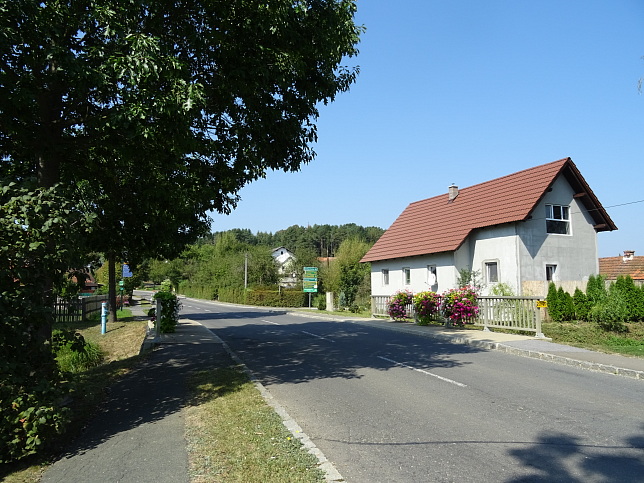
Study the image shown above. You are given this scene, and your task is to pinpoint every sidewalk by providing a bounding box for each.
[42,305,236,483]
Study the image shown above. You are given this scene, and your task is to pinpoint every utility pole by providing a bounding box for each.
[244,252,248,289]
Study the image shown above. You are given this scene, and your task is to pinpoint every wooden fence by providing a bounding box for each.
[54,294,108,324]
[371,294,546,338]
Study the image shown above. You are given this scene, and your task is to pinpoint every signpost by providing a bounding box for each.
[303,267,318,308]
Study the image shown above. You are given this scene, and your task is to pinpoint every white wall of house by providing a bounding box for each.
[468,224,521,295]
[369,252,456,297]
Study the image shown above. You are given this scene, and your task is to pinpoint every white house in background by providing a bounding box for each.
[271,246,297,288]
[361,158,617,297]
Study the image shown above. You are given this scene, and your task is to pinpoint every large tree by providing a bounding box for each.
[0,0,361,460]
[1,0,361,316]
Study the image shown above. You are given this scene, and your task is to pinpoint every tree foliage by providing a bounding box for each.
[1,0,362,461]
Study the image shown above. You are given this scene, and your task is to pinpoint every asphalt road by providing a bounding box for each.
[182,298,644,483]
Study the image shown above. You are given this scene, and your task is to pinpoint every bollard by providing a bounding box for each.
[101,301,107,334]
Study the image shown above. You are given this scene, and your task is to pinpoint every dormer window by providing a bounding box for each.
[545,204,570,235]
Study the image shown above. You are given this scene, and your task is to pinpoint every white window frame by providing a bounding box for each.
[546,264,558,282]
[485,260,499,284]
[382,269,389,286]
[427,265,437,287]
[403,267,411,285]
[545,204,571,235]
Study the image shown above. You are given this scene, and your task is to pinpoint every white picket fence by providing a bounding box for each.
[371,295,546,338]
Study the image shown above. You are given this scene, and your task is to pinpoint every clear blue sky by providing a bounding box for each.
[210,0,644,258]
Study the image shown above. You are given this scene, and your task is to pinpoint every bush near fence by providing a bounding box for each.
[178,282,218,301]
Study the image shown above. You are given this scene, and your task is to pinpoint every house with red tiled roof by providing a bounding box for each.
[599,251,644,286]
[361,158,617,297]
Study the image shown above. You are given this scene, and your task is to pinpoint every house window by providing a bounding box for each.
[546,264,557,282]
[403,267,411,285]
[382,269,389,286]
[427,265,437,287]
[545,204,570,235]
[485,261,499,283]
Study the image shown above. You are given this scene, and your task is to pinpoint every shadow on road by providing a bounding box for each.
[185,310,484,385]
[506,426,644,482]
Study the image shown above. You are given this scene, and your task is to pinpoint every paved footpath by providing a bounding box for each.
[42,312,234,483]
[42,299,644,483]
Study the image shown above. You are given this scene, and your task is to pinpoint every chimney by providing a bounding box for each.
[623,250,635,261]
[448,184,459,202]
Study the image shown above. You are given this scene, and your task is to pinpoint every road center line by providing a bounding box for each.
[377,356,467,388]
[263,320,280,325]
[301,330,335,343]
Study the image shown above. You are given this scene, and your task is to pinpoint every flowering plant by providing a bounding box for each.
[441,286,479,326]
[413,291,440,325]
[387,290,414,321]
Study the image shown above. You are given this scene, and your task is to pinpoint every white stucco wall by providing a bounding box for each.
[468,224,521,295]
[369,252,455,297]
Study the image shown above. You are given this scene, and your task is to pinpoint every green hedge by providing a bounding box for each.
[178,282,309,308]
[178,282,218,300]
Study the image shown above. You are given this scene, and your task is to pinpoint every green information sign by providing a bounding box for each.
[303,266,318,293]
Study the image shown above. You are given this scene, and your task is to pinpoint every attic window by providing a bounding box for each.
[545,204,570,235]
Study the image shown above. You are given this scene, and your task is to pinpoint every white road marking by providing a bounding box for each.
[377,356,467,388]
[301,331,335,343]
[265,320,281,325]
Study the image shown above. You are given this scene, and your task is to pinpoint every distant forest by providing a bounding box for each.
[202,223,385,258]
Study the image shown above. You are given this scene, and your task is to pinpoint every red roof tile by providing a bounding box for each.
[599,255,644,280]
[361,158,616,263]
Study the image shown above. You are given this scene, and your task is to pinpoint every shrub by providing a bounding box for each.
[245,290,306,307]
[572,288,590,321]
[413,291,440,325]
[387,290,413,321]
[546,282,562,322]
[614,276,644,322]
[558,287,575,321]
[586,274,607,306]
[53,329,103,373]
[314,294,326,311]
[153,291,181,333]
[490,283,515,296]
[590,283,629,332]
[441,286,479,325]
[0,380,70,464]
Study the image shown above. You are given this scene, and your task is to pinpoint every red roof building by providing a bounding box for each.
[599,251,644,282]
[362,158,616,297]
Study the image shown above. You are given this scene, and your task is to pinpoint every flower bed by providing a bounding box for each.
[387,290,414,321]
[441,286,479,326]
[413,291,441,325]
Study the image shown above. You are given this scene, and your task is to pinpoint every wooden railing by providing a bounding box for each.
[54,294,108,323]
[371,294,546,338]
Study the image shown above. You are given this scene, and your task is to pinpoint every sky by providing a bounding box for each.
[210,0,644,259]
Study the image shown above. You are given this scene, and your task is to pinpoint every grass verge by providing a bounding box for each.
[542,321,644,357]
[186,365,325,483]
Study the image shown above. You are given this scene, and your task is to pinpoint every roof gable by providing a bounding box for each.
[361,158,616,263]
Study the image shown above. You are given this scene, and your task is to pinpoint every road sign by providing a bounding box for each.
[536,300,548,308]
[303,266,318,293]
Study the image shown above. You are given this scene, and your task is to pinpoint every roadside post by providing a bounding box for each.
[303,266,318,308]
[101,301,107,334]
